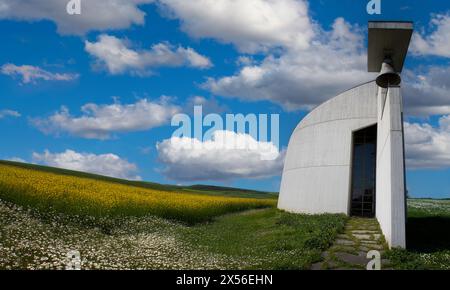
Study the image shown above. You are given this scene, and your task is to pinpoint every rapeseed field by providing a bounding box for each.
[0,164,275,223]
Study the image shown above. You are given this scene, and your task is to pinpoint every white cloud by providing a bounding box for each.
[396,13,450,117]
[85,34,212,75]
[157,3,447,115]
[156,130,285,181]
[236,56,256,66]
[1,64,78,84]
[32,149,141,180]
[0,0,155,35]
[403,66,450,116]
[411,13,450,58]
[33,98,180,139]
[405,116,450,169]
[441,115,450,131]
[158,0,314,53]
[6,157,26,163]
[0,109,20,119]
[203,18,371,111]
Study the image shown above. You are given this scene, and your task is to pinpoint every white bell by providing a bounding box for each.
[376,60,401,88]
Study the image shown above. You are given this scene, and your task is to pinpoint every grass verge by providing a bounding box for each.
[0,200,347,270]
[181,209,348,269]
[385,199,450,270]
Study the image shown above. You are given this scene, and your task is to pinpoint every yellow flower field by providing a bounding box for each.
[0,164,275,223]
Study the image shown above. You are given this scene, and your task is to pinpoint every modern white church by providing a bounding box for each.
[278,22,414,248]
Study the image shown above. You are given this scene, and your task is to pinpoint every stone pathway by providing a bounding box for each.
[311,217,391,270]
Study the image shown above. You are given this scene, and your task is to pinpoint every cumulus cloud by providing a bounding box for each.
[156,130,285,181]
[0,109,20,119]
[1,64,78,84]
[403,66,450,116]
[411,13,450,58]
[158,0,313,53]
[392,12,450,116]
[33,98,180,139]
[0,0,155,35]
[157,3,446,115]
[405,116,450,169]
[203,18,371,111]
[32,149,141,180]
[85,34,212,75]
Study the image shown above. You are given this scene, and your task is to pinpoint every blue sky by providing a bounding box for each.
[0,0,449,198]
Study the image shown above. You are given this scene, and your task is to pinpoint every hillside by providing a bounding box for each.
[0,160,277,199]
[1,160,447,270]
[0,162,275,224]
[0,160,346,270]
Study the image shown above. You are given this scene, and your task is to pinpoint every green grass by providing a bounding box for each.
[181,209,347,269]
[385,199,450,270]
[181,185,278,199]
[0,161,345,269]
[0,200,347,270]
[4,160,448,269]
[5,161,448,270]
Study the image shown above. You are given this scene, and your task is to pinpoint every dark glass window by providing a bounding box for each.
[350,125,377,217]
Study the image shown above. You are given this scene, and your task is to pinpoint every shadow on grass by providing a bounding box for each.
[407,216,450,252]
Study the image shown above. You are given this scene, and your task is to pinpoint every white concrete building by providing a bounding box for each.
[278,22,413,248]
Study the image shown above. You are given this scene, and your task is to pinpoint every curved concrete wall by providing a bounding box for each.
[278,81,378,215]
[278,80,407,248]
[375,86,406,248]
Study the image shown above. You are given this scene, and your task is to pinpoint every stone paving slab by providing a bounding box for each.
[360,240,377,244]
[351,230,379,234]
[335,252,370,265]
[336,239,356,246]
[354,234,372,240]
[311,217,390,270]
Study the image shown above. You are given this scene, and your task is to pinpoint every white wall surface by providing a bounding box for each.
[376,86,406,248]
[278,81,407,249]
[278,82,378,214]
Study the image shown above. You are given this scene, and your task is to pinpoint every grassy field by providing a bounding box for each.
[386,199,450,270]
[0,161,345,270]
[0,162,275,224]
[181,209,347,269]
[1,161,448,270]
[0,160,277,199]
[0,200,347,270]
